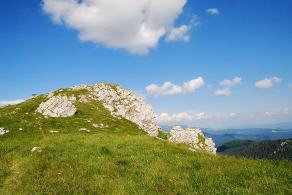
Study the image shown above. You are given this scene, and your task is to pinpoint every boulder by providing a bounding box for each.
[31,147,42,153]
[0,127,9,135]
[168,126,216,154]
[79,128,91,133]
[92,123,109,128]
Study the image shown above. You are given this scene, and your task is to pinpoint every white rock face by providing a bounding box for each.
[73,83,159,137]
[49,130,59,133]
[93,123,109,128]
[0,128,9,135]
[168,126,216,154]
[37,96,77,117]
[31,147,42,153]
[79,128,91,133]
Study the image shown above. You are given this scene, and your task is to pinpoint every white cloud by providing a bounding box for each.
[230,112,236,117]
[156,110,292,128]
[156,112,193,123]
[194,112,210,120]
[283,107,289,114]
[0,99,25,106]
[255,77,281,89]
[263,111,274,116]
[166,25,190,42]
[220,77,242,88]
[156,112,212,123]
[214,77,241,97]
[166,16,200,42]
[43,0,189,55]
[206,8,220,15]
[289,84,292,88]
[214,88,232,97]
[146,77,204,96]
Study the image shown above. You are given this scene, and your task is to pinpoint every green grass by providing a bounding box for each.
[0,97,291,194]
[157,130,168,140]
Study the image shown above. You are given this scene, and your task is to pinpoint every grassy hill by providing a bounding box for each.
[0,91,291,194]
[218,139,292,161]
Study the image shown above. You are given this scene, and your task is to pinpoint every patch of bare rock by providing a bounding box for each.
[0,127,9,135]
[92,123,109,128]
[31,147,42,153]
[168,126,216,154]
[37,96,77,117]
[79,128,91,133]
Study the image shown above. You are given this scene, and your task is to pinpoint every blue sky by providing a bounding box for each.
[1,0,292,128]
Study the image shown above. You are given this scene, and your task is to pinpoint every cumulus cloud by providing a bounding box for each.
[220,77,242,88]
[214,88,232,97]
[263,111,274,116]
[166,25,190,42]
[255,77,281,89]
[146,77,204,96]
[156,112,192,123]
[166,16,200,42]
[206,8,220,15]
[42,0,189,55]
[156,112,211,123]
[214,77,241,97]
[230,112,236,117]
[0,99,25,106]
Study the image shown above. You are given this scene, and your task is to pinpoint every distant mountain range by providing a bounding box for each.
[161,123,292,146]
[217,139,292,161]
[204,128,292,146]
[229,122,292,129]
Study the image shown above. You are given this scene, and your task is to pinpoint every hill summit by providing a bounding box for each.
[31,82,216,153]
[36,83,159,137]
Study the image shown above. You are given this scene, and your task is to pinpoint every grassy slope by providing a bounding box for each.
[0,94,291,194]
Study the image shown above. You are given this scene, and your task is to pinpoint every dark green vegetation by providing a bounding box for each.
[0,92,291,194]
[217,140,255,152]
[218,139,292,161]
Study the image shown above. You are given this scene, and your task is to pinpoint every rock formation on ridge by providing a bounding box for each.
[36,83,159,137]
[168,126,216,154]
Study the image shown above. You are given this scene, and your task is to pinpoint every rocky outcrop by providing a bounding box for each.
[168,126,216,154]
[36,83,159,137]
[72,83,159,137]
[31,147,42,153]
[37,96,77,117]
[0,127,9,135]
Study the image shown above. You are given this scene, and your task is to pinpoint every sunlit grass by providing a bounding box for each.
[0,95,291,194]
